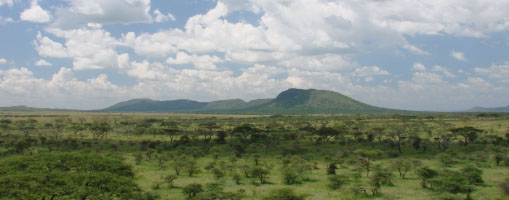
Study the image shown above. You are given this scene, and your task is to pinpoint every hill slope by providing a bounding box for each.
[101,88,406,114]
[246,89,394,114]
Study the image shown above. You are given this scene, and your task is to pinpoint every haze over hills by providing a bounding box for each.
[101,88,406,114]
[2,89,508,114]
[467,106,509,112]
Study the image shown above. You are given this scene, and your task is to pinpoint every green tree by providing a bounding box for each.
[460,165,484,186]
[263,188,307,200]
[450,127,482,146]
[391,158,413,179]
[0,152,144,200]
[182,183,203,199]
[251,166,270,184]
[416,166,438,188]
[89,122,112,141]
[354,149,383,176]
[164,174,178,188]
[327,174,349,190]
[431,170,475,200]
[437,153,455,167]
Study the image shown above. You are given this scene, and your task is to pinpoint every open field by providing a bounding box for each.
[0,112,508,200]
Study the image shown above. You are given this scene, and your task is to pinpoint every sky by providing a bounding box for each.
[0,0,509,111]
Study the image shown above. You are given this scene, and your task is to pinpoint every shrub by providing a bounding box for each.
[182,183,203,199]
[263,188,308,200]
[327,174,349,190]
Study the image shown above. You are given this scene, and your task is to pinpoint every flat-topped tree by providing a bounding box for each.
[449,127,483,145]
[233,124,260,143]
[89,122,112,141]
[15,119,37,137]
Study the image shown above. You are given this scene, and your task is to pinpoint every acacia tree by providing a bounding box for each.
[371,126,385,143]
[199,122,219,142]
[450,127,483,146]
[16,119,37,137]
[161,120,180,143]
[354,149,383,177]
[67,124,85,137]
[391,158,413,179]
[0,152,144,200]
[233,124,258,143]
[315,127,340,143]
[389,124,408,153]
[89,122,112,141]
[0,119,12,135]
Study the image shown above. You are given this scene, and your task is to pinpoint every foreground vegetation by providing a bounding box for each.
[0,112,508,200]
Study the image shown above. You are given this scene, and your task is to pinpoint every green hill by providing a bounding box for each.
[101,88,407,114]
[243,89,398,114]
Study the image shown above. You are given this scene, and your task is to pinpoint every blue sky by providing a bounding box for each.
[0,0,508,111]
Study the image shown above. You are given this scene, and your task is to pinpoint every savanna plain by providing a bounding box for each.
[1,112,508,200]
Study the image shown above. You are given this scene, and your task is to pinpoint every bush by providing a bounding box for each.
[327,175,349,190]
[182,183,203,199]
[282,168,300,184]
[437,153,455,167]
[263,188,308,200]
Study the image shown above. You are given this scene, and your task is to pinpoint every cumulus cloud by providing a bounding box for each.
[0,0,13,7]
[412,63,426,71]
[153,9,175,22]
[34,32,69,58]
[354,66,390,82]
[0,67,126,109]
[5,0,509,111]
[166,52,223,70]
[0,16,14,24]
[51,0,152,29]
[432,65,456,78]
[451,50,468,62]
[20,0,51,23]
[0,58,6,64]
[36,28,124,70]
[475,63,509,82]
[35,59,52,66]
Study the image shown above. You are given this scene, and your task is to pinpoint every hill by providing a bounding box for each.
[0,106,74,112]
[101,88,407,114]
[467,106,509,112]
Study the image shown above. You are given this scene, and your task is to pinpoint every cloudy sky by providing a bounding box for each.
[0,0,508,111]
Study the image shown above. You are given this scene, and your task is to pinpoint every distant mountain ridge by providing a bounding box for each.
[101,88,407,114]
[467,106,509,112]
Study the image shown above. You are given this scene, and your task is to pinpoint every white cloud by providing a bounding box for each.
[123,31,178,58]
[354,66,390,82]
[475,63,509,82]
[34,32,69,58]
[432,65,456,78]
[153,9,175,23]
[166,52,223,70]
[0,16,14,23]
[37,28,124,70]
[0,0,13,7]
[451,50,468,62]
[0,58,6,64]
[35,59,52,66]
[7,0,509,111]
[412,63,426,71]
[0,67,126,109]
[20,0,51,23]
[51,0,152,29]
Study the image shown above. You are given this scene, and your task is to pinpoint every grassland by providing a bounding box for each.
[0,111,508,200]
